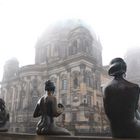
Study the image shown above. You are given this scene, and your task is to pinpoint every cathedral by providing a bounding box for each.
[0,20,109,134]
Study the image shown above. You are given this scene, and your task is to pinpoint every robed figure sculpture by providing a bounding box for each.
[103,58,140,138]
[33,80,71,135]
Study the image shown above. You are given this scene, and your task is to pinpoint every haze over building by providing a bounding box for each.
[125,48,140,85]
[0,20,109,134]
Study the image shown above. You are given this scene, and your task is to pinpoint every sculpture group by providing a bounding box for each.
[1,57,140,138]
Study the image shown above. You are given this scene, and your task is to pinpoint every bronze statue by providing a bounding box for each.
[33,80,71,135]
[103,58,140,138]
[0,98,9,132]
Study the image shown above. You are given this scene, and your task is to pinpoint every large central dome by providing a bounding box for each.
[35,19,102,64]
[39,19,97,42]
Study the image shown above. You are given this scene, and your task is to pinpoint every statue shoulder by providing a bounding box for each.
[44,95,56,104]
[102,81,113,97]
[103,80,113,91]
[37,96,45,105]
[124,79,139,88]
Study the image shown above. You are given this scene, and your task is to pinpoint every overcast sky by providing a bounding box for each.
[0,0,140,80]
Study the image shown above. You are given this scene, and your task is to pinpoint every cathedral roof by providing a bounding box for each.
[35,19,97,48]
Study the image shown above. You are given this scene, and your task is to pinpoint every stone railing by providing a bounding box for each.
[0,132,137,140]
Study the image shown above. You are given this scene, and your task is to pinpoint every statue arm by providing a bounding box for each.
[52,97,63,117]
[33,98,42,118]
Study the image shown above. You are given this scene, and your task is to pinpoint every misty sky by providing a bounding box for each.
[0,0,140,80]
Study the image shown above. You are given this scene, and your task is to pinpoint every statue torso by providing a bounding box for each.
[103,78,139,123]
[40,95,56,117]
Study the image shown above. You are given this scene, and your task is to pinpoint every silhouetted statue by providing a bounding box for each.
[0,98,9,132]
[33,80,71,135]
[103,58,140,138]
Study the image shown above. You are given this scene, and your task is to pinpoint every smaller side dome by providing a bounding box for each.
[3,57,19,81]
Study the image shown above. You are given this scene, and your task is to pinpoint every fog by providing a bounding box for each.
[0,0,140,80]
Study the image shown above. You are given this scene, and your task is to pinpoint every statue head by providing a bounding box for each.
[108,57,127,77]
[45,80,55,93]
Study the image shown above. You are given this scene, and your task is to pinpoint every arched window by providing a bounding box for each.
[73,40,78,53]
[87,95,91,107]
[72,71,80,89]
[73,77,78,89]
[62,96,67,105]
[86,72,93,88]
[87,75,90,87]
[70,40,78,55]
[84,40,91,53]
[62,79,67,90]
[71,112,77,122]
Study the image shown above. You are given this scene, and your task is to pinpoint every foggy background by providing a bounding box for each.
[0,0,140,80]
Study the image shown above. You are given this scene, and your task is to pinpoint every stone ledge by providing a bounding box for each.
[0,132,137,140]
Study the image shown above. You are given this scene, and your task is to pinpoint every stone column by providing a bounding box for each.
[56,73,60,102]
[11,86,15,112]
[17,79,21,111]
[80,64,86,95]
[66,68,71,105]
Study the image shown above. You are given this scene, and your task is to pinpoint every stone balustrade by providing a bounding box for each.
[0,132,137,140]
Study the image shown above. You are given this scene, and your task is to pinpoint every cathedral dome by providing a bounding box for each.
[35,19,102,64]
[3,57,19,81]
[5,57,19,66]
[37,19,97,43]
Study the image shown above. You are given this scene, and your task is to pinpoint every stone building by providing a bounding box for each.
[0,20,109,134]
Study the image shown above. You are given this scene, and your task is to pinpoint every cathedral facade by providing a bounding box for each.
[0,20,109,134]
